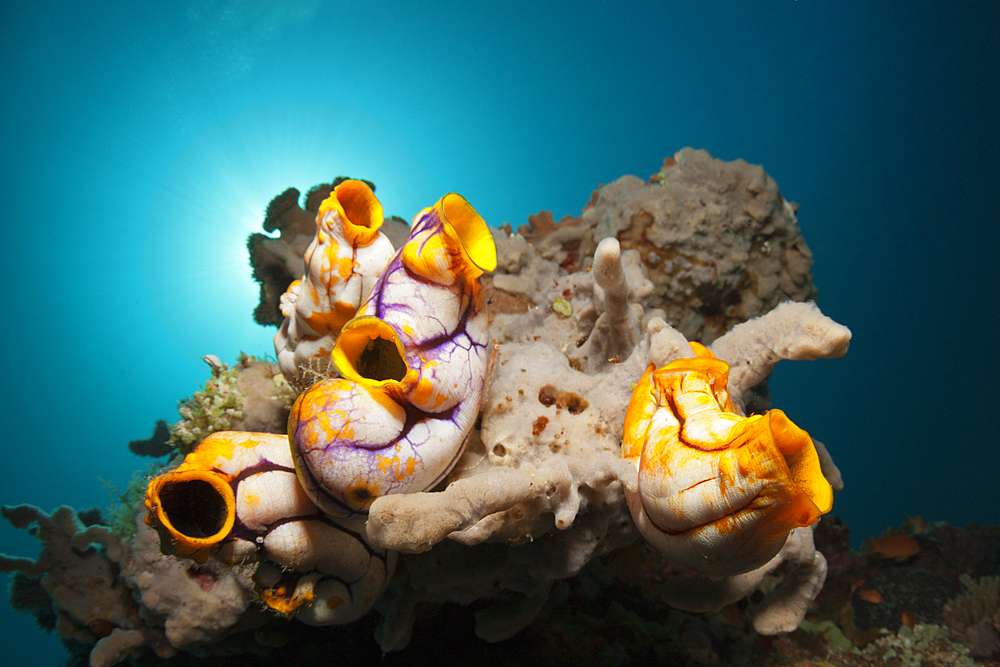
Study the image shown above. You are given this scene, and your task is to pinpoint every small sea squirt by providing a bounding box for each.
[144,431,396,624]
[621,342,834,577]
[273,179,396,391]
[289,193,497,518]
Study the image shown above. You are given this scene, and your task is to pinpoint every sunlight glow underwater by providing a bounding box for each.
[140,98,439,362]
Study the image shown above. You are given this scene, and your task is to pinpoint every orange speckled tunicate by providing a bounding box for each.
[621,343,834,576]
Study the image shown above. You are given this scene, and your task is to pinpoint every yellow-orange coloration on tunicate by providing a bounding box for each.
[145,430,397,625]
[273,180,396,391]
[259,585,315,616]
[321,180,384,246]
[143,431,284,562]
[144,466,235,564]
[622,343,834,576]
[289,192,496,519]
[402,193,497,284]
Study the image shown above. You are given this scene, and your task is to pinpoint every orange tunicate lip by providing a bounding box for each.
[319,179,384,245]
[145,467,236,562]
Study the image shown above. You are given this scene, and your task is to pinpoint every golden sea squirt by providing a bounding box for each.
[621,342,834,577]
[145,431,396,624]
[273,179,396,391]
[289,193,497,518]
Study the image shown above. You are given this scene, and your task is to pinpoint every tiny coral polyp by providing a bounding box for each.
[622,342,833,577]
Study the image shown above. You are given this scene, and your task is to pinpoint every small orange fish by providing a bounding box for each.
[867,534,920,561]
[858,589,884,604]
[900,611,916,629]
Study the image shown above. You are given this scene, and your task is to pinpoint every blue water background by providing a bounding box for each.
[2,1,997,663]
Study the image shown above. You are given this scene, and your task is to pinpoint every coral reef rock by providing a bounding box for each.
[4,151,862,666]
[502,147,817,343]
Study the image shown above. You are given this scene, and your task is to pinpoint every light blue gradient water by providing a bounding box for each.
[2,1,997,663]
